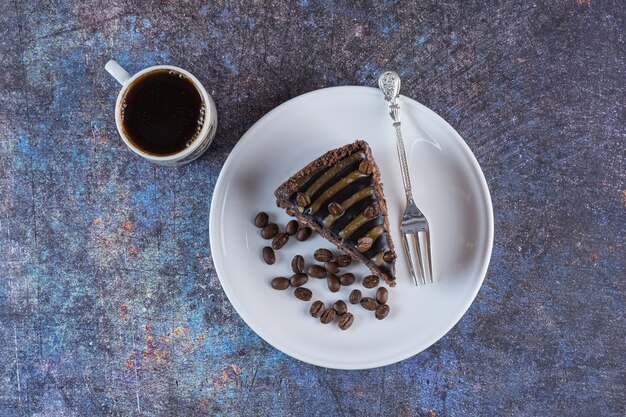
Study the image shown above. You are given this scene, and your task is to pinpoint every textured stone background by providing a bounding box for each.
[1,0,624,416]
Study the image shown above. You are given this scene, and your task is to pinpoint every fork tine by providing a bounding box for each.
[400,233,420,286]
[424,231,433,283]
[416,231,433,284]
[412,232,427,285]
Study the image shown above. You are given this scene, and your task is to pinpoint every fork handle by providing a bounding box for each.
[389,103,414,205]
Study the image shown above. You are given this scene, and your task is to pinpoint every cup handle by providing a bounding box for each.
[105,60,131,86]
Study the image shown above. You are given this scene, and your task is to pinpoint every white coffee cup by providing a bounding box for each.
[105,60,217,166]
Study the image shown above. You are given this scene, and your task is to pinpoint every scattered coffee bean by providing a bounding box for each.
[360,297,378,311]
[357,236,374,252]
[363,204,379,219]
[335,254,352,267]
[375,304,390,320]
[294,287,312,301]
[296,226,312,241]
[358,160,374,175]
[324,261,339,274]
[327,274,341,292]
[260,207,391,326]
[310,300,324,318]
[271,232,289,250]
[290,273,308,287]
[261,223,279,239]
[383,250,397,262]
[262,246,275,265]
[271,277,290,290]
[307,264,327,278]
[338,312,354,330]
[254,212,269,228]
[314,248,333,262]
[362,275,379,288]
[291,255,305,273]
[333,300,347,315]
[286,220,299,236]
[349,289,362,304]
[328,202,345,216]
[320,308,336,324]
[376,287,389,304]
[339,273,356,286]
[296,193,311,208]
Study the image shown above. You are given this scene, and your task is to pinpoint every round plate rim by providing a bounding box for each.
[209,85,494,369]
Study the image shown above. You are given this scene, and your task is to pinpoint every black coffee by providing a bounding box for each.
[121,70,204,155]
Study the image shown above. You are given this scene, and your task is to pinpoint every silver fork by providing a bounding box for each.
[378,71,433,286]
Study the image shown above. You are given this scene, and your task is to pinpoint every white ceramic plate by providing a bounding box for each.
[209,86,493,370]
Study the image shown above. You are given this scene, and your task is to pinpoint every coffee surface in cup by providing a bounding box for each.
[121,69,204,155]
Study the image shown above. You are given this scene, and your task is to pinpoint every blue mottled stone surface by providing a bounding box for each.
[0,0,624,416]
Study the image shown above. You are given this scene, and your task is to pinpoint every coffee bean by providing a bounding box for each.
[296,193,310,208]
[363,204,379,219]
[360,297,378,311]
[271,277,289,290]
[324,261,339,274]
[290,273,308,287]
[261,223,279,239]
[376,287,389,304]
[291,255,305,273]
[314,248,333,262]
[339,273,356,286]
[320,308,336,324]
[362,275,379,288]
[310,300,324,318]
[327,274,340,293]
[296,226,312,241]
[349,289,362,304]
[383,250,397,262]
[307,265,327,278]
[375,304,390,320]
[358,160,374,175]
[271,232,289,250]
[262,246,275,265]
[338,312,354,330]
[328,202,345,216]
[333,300,347,315]
[286,220,299,236]
[294,287,312,301]
[254,212,269,228]
[335,254,352,267]
[357,236,374,252]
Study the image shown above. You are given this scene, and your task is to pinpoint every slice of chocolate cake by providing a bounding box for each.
[275,140,397,286]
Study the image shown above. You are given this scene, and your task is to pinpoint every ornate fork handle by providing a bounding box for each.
[379,72,415,206]
[391,106,415,206]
